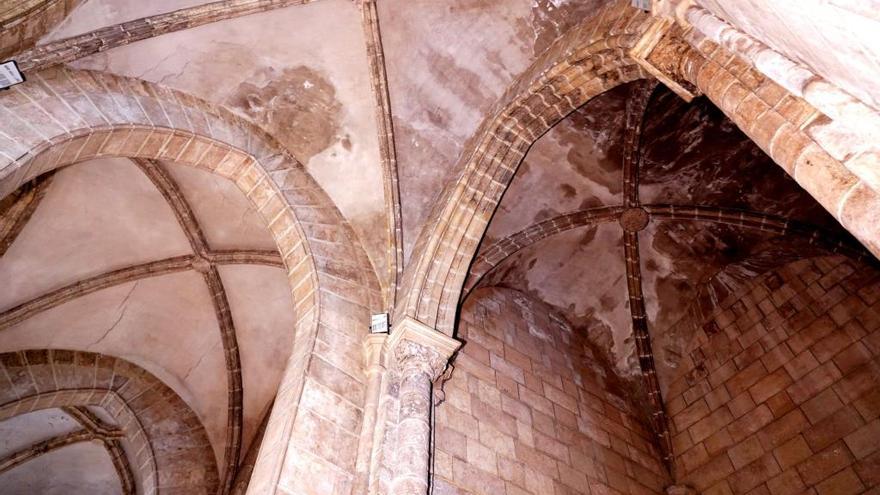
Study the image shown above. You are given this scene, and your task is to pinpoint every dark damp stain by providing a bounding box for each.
[529,0,606,56]
[578,227,597,247]
[599,293,616,312]
[559,183,577,198]
[227,66,342,164]
[532,207,560,224]
[341,134,353,151]
[578,196,603,210]
[554,83,630,196]
[638,86,837,228]
[424,50,498,115]
[424,107,451,128]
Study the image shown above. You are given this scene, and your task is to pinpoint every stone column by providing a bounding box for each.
[354,333,387,494]
[384,317,460,495]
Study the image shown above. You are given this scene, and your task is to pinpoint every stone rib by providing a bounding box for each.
[0,255,194,330]
[0,249,283,331]
[623,230,674,467]
[64,406,135,495]
[210,249,284,267]
[133,158,210,255]
[466,204,867,298]
[645,204,870,260]
[619,81,674,470]
[463,205,625,295]
[0,429,98,475]
[131,158,241,494]
[14,0,323,72]
[622,81,656,208]
[360,0,403,309]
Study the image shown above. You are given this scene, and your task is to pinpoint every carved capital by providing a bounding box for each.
[385,317,460,380]
[629,19,702,102]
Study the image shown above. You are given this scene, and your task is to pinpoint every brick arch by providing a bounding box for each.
[0,349,217,494]
[394,0,652,335]
[0,67,381,493]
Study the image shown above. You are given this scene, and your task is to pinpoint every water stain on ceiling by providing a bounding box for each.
[227,66,345,165]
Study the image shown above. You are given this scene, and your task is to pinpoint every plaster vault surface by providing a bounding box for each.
[1,0,879,494]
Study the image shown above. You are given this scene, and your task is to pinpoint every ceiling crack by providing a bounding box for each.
[88,282,138,349]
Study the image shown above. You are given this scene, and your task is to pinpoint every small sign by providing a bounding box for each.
[631,0,651,11]
[0,61,25,90]
[370,313,389,334]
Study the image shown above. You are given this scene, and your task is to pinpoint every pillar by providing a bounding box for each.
[354,333,387,494]
[383,317,460,495]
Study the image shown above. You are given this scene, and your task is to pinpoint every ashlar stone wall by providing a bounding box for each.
[668,256,880,494]
[434,287,669,495]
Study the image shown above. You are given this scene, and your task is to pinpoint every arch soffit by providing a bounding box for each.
[395,0,653,335]
[0,66,381,492]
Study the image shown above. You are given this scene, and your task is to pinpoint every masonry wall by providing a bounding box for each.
[433,287,669,495]
[668,256,880,494]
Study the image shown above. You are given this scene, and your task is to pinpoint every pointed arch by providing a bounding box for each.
[0,67,381,494]
[394,0,653,335]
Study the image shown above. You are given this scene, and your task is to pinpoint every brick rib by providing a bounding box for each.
[0,0,78,59]
[396,4,651,335]
[620,81,675,471]
[360,0,403,310]
[64,406,135,495]
[0,429,98,474]
[623,230,675,467]
[14,0,324,72]
[0,349,220,493]
[132,158,241,494]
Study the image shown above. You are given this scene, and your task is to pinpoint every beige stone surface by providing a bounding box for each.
[58,0,389,287]
[0,1,879,493]
[0,274,228,463]
[0,442,122,494]
[43,0,214,41]
[694,0,880,111]
[0,158,191,310]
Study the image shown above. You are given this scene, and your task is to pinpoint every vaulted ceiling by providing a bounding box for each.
[0,0,877,492]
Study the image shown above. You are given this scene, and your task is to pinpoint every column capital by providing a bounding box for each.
[362,333,387,375]
[628,18,702,102]
[384,317,461,379]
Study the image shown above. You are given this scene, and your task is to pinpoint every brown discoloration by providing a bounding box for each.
[228,66,343,164]
[640,90,827,223]
[485,83,632,245]
[0,0,79,59]
[0,173,53,257]
[529,0,609,56]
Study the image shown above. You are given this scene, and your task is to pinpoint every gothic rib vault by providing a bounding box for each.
[0,1,879,494]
